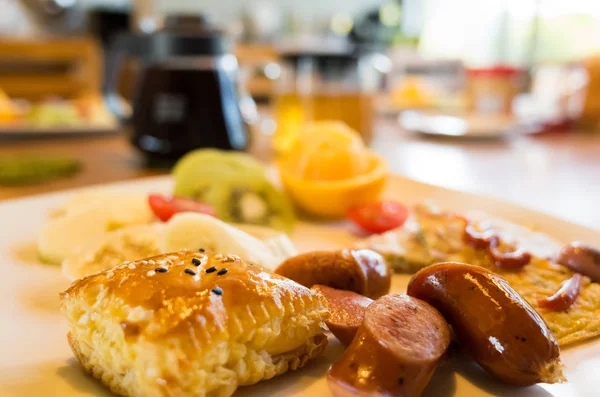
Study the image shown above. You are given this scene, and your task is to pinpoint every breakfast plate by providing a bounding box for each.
[1,175,599,397]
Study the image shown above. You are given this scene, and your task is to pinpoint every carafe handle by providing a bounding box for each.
[103,33,148,123]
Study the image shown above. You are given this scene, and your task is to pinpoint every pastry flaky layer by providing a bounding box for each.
[60,250,329,397]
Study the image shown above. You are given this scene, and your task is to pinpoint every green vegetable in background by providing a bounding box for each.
[0,157,81,185]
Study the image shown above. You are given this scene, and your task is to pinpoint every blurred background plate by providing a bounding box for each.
[398,109,537,139]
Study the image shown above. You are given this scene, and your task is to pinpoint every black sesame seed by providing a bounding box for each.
[217,268,228,276]
[191,258,201,266]
[205,266,217,274]
[212,287,223,295]
[155,267,167,273]
[398,378,404,385]
[198,248,205,252]
[184,268,196,276]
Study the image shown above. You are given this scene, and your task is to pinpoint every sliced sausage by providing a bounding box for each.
[538,273,583,312]
[327,294,451,397]
[407,262,565,386]
[312,285,373,346]
[275,249,391,299]
[557,241,600,282]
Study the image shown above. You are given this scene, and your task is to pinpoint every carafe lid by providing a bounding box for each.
[150,14,229,57]
[280,48,360,78]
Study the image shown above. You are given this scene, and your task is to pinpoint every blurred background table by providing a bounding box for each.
[2,121,599,230]
[2,0,600,231]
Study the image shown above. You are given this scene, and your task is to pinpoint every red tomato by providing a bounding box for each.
[347,201,409,234]
[148,194,216,222]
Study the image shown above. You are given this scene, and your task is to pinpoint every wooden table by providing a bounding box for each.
[1,121,599,230]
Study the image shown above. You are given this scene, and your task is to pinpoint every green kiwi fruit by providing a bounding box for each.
[172,149,295,232]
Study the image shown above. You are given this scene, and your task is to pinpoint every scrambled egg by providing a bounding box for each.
[363,204,600,346]
[464,247,600,346]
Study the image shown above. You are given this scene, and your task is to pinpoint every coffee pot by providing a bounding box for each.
[104,14,248,160]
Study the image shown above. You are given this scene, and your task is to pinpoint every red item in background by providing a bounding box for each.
[347,201,409,234]
[466,66,522,78]
[466,65,523,115]
[148,194,216,222]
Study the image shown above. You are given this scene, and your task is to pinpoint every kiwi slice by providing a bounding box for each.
[172,149,295,232]
[173,149,264,195]
[202,178,295,232]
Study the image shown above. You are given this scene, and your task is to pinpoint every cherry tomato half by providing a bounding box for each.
[347,201,409,234]
[148,194,216,222]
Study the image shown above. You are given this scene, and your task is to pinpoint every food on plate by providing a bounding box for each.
[0,95,115,127]
[275,249,391,299]
[360,203,563,273]
[61,251,328,397]
[312,285,373,346]
[72,93,117,126]
[0,88,18,121]
[61,215,297,280]
[0,156,81,186]
[362,203,600,346]
[235,223,298,260]
[463,222,532,270]
[407,262,564,386]
[62,224,164,280]
[357,216,431,273]
[173,149,295,231]
[148,194,216,221]
[556,241,600,282]
[347,201,409,234]
[173,148,265,185]
[390,76,435,109]
[281,121,369,181]
[499,258,600,346]
[163,213,288,271]
[327,294,450,397]
[26,99,82,126]
[277,121,388,218]
[38,192,154,265]
[538,273,583,312]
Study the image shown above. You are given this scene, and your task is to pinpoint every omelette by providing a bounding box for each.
[360,203,600,346]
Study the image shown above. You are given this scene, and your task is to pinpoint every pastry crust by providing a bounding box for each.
[61,251,328,397]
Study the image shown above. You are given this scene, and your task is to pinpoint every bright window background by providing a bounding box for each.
[418,0,600,66]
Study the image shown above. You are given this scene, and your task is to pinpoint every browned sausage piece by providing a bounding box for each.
[538,273,583,312]
[312,285,373,346]
[407,262,565,386]
[557,241,600,282]
[327,294,451,397]
[275,249,391,299]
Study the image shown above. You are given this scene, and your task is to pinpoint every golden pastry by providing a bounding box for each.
[60,251,328,397]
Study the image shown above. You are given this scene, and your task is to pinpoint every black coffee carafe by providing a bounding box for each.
[104,15,248,161]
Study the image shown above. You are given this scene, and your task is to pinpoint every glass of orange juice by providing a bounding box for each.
[272,48,385,153]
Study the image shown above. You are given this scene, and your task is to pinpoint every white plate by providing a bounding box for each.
[398,110,537,139]
[1,176,599,397]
